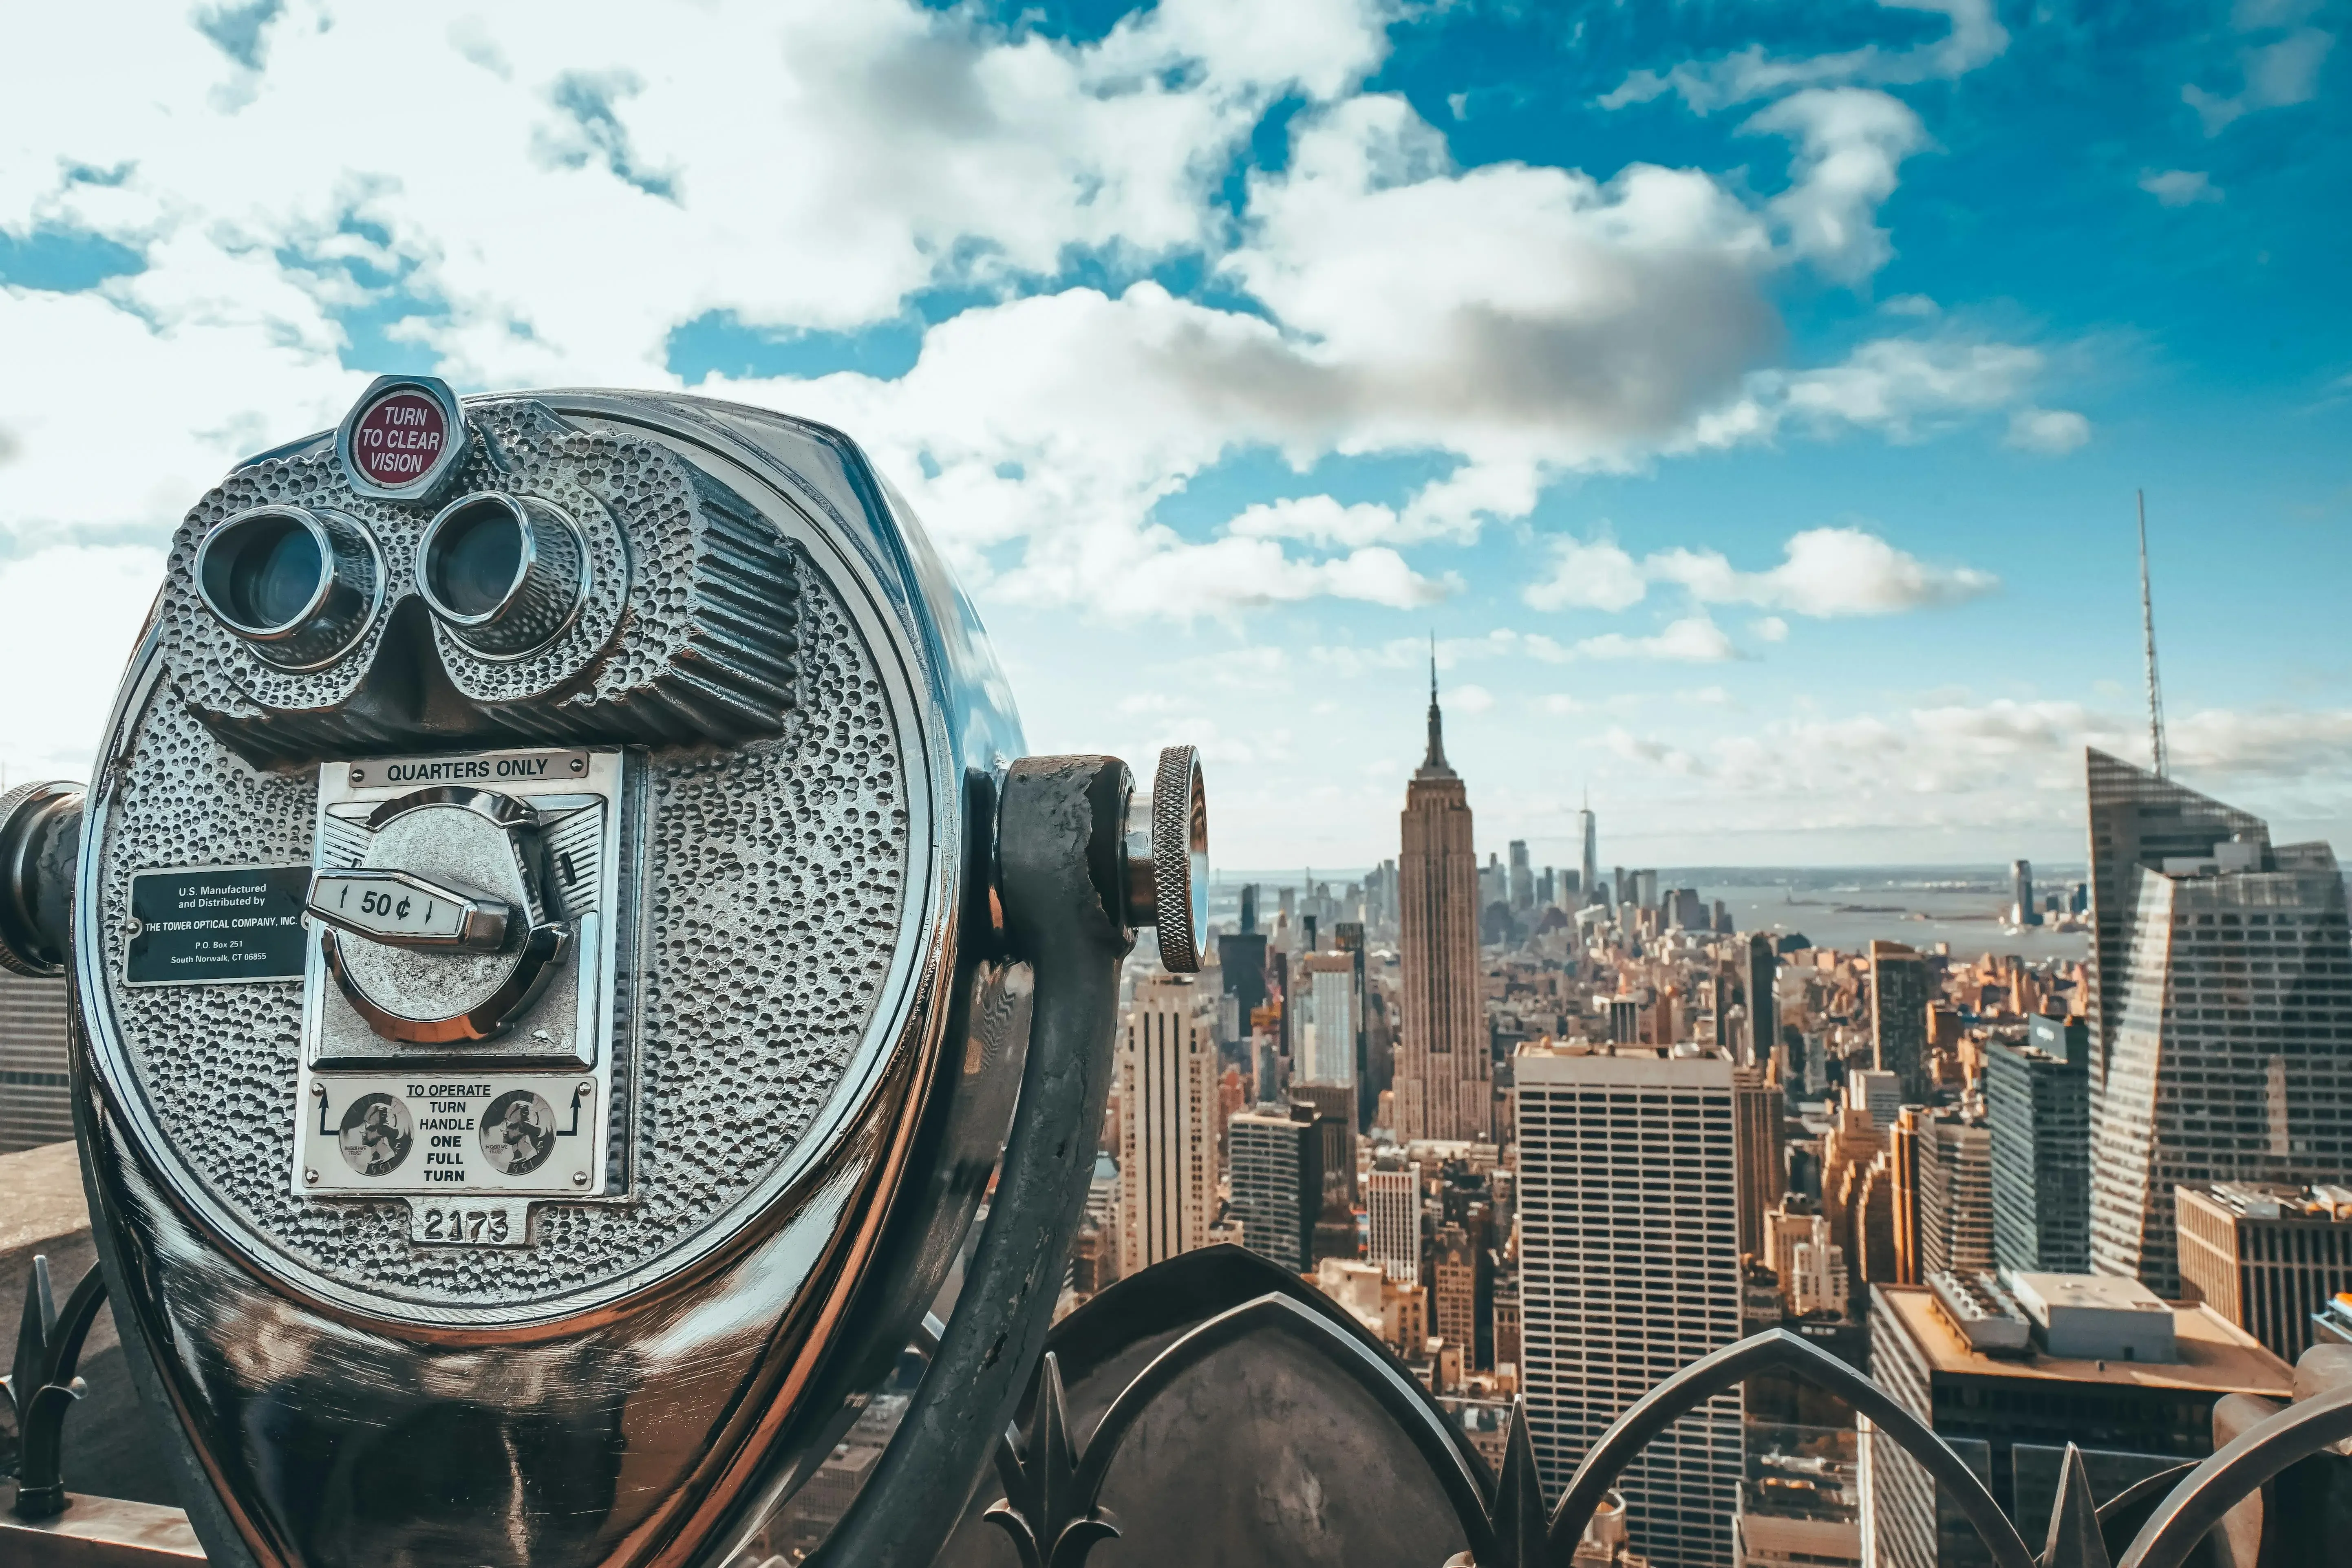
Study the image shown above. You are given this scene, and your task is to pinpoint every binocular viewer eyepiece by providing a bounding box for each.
[194,485,592,670]
[2,375,1209,1568]
[193,504,382,668]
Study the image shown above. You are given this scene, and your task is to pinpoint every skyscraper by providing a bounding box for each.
[1294,952,1360,1087]
[2009,858,2037,927]
[2175,1182,2352,1363]
[1746,933,1778,1069]
[2084,747,2261,1061]
[2083,750,2352,1296]
[1984,1017,2091,1275]
[1368,1159,1423,1285]
[1869,940,1931,1104]
[1518,1044,1742,1568]
[1227,1103,1320,1274]
[1397,656,1489,1142]
[1735,1065,1783,1261]
[1914,1116,1994,1280]
[1508,839,1533,913]
[1579,800,1599,909]
[1116,975,1221,1278]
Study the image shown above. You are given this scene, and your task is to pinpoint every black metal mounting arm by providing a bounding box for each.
[805,755,1134,1568]
[2,1254,110,1521]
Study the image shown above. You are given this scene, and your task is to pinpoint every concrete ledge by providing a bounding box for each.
[0,1489,205,1566]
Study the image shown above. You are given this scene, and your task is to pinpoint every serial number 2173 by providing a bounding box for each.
[408,1200,528,1247]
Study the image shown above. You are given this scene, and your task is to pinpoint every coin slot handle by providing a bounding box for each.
[308,868,510,951]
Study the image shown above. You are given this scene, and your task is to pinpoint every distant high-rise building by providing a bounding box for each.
[1745,934,1778,1068]
[1508,840,1534,913]
[0,973,73,1153]
[1368,1160,1423,1285]
[1228,1103,1320,1274]
[1768,1202,1849,1319]
[1432,1221,1484,1370]
[1869,941,1931,1104]
[1492,1274,1522,1372]
[1216,926,1268,1051]
[1985,1017,2091,1275]
[1116,976,1220,1277]
[2175,1182,2352,1364]
[1850,1069,1903,1134]
[1295,952,1360,1087]
[1636,869,1659,911]
[1396,657,1489,1142]
[2009,858,2039,927]
[1914,1117,1994,1280]
[1579,803,1599,908]
[2084,750,2352,1296]
[1735,1066,1783,1261]
[1518,1045,1741,1568]
[2084,747,2262,1059]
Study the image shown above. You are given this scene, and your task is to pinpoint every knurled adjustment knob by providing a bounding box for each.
[1121,745,1208,972]
[0,780,84,978]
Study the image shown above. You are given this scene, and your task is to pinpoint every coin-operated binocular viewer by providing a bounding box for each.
[0,379,1207,1568]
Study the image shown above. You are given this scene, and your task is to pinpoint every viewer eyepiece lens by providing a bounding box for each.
[193,506,379,668]
[417,492,587,659]
[427,498,527,620]
[202,512,327,634]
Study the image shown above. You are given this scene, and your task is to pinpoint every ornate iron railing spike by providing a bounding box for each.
[2116,1378,2352,1568]
[2040,1443,2112,1568]
[984,1352,1119,1568]
[1484,1397,1549,1568]
[1,1253,108,1520]
[1547,1327,2037,1568]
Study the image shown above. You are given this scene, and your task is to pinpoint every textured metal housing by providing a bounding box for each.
[163,398,806,762]
[72,392,1028,1568]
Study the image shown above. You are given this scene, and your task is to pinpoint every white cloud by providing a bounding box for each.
[1666,526,1998,615]
[1605,726,1710,774]
[2005,406,2091,454]
[0,544,167,783]
[1573,615,1742,663]
[0,0,2058,655]
[2184,26,2335,135]
[1753,615,1790,642]
[1522,533,1648,612]
[1745,89,1928,282]
[1525,525,1996,620]
[1451,683,1496,715]
[2170,707,2352,777]
[2138,168,2224,206]
[1226,495,1404,549]
[1599,0,2008,114]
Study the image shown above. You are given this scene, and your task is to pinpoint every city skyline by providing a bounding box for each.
[3,2,2348,869]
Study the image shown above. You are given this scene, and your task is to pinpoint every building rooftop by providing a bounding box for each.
[2180,1181,2352,1222]
[1876,1284,2292,1397]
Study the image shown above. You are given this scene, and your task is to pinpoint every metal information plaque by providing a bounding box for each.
[126,865,310,986]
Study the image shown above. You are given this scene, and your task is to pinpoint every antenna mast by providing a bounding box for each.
[2137,489,2168,778]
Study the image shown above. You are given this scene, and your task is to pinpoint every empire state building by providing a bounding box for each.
[1396,656,1488,1142]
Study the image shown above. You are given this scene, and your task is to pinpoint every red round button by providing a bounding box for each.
[350,389,448,489]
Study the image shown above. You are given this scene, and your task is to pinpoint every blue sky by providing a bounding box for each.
[1,0,2345,868]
